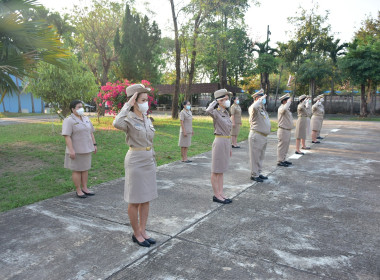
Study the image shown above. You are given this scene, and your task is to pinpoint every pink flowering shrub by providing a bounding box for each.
[95,79,157,115]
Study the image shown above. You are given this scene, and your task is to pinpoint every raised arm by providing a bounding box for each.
[206,100,218,117]
[113,103,132,132]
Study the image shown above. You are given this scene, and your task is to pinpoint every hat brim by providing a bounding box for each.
[127,88,150,97]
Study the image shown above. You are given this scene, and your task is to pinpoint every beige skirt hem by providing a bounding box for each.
[64,153,92,171]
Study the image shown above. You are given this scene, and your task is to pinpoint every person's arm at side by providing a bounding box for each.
[91,133,97,154]
[180,120,187,137]
[64,136,75,159]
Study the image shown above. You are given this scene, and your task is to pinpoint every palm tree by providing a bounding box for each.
[252,40,278,97]
[0,0,68,104]
[328,38,347,95]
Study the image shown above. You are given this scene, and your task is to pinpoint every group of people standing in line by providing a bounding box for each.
[61,84,325,247]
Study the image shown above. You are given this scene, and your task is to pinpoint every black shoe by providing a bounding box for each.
[250,176,264,182]
[76,192,87,198]
[259,174,268,180]
[223,198,233,203]
[182,160,192,163]
[82,190,95,196]
[312,141,320,144]
[213,196,231,204]
[317,136,324,139]
[301,146,311,149]
[295,151,304,155]
[284,161,292,165]
[132,235,151,247]
[277,162,289,167]
[232,145,240,148]
[144,237,156,244]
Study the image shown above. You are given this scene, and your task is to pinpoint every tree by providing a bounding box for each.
[340,39,380,117]
[287,5,333,98]
[27,55,98,119]
[0,0,68,104]
[71,0,124,86]
[114,4,162,83]
[252,40,278,96]
[326,38,347,96]
[169,0,181,119]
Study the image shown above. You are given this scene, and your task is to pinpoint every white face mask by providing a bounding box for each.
[224,100,231,108]
[320,98,324,102]
[76,108,84,116]
[138,101,149,114]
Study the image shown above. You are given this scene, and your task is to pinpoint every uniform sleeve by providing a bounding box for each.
[61,118,72,136]
[113,103,132,132]
[206,100,218,118]
[230,105,236,115]
[89,118,95,133]
[312,103,318,113]
[278,105,285,115]
[179,111,185,121]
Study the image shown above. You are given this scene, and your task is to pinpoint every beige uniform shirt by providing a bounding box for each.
[206,100,232,136]
[113,103,155,148]
[248,99,271,135]
[230,104,242,124]
[278,102,294,130]
[62,113,95,154]
[179,109,193,133]
[312,102,325,116]
[297,103,308,117]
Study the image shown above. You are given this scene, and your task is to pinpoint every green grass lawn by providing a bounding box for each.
[0,112,45,118]
[0,116,277,212]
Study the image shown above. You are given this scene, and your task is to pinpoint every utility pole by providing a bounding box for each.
[266,25,271,51]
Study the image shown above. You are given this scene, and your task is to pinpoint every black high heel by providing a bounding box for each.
[132,235,150,247]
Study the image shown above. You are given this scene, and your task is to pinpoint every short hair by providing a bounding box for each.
[70,100,82,112]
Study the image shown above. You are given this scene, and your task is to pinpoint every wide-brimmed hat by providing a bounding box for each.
[279,93,290,102]
[313,94,324,102]
[126,84,150,98]
[251,89,264,98]
[298,94,307,101]
[214,89,232,99]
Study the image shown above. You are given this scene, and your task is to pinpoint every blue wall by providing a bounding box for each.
[0,93,45,113]
[1,75,45,113]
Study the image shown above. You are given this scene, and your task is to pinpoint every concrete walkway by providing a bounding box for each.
[1,120,379,280]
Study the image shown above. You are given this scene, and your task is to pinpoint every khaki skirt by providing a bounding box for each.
[178,132,192,147]
[211,137,231,173]
[230,124,241,136]
[124,149,158,203]
[64,153,92,171]
[311,115,323,132]
[295,117,308,139]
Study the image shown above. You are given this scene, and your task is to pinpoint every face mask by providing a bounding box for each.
[236,100,240,105]
[262,98,266,105]
[224,100,231,108]
[138,102,149,114]
[186,105,191,110]
[76,108,84,116]
[309,100,312,104]
[320,98,324,102]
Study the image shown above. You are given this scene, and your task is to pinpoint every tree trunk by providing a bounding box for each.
[309,79,316,100]
[274,66,283,108]
[41,98,44,114]
[360,83,367,117]
[2,100,5,112]
[185,12,202,102]
[30,93,35,113]
[221,59,227,88]
[170,0,180,119]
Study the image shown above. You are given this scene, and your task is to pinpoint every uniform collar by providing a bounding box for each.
[71,113,84,122]
[130,111,145,121]
[217,106,227,113]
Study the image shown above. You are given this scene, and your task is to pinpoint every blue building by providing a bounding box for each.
[0,76,45,113]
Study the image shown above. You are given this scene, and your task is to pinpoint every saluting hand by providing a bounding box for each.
[127,92,139,106]
[94,146,97,154]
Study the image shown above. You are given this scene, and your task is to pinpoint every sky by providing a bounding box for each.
[38,0,380,45]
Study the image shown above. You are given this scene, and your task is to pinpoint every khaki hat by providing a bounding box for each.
[214,88,232,99]
[126,84,150,98]
[298,94,307,101]
[313,96,320,102]
[251,89,264,98]
[279,93,290,102]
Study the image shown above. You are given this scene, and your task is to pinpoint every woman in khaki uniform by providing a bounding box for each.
[113,84,158,248]
[311,94,325,143]
[230,96,242,148]
[294,95,310,154]
[62,100,97,198]
[305,96,312,142]
[178,101,193,163]
[206,89,232,204]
